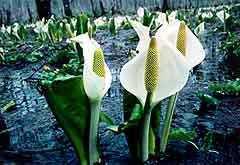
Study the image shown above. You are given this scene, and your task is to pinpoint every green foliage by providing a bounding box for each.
[142,8,155,27]
[121,90,143,159]
[107,103,143,133]
[202,132,214,151]
[76,14,89,35]
[209,79,240,96]
[169,128,197,142]
[109,17,116,35]
[3,47,43,64]
[196,92,219,106]
[1,100,16,112]
[62,59,82,75]
[121,19,132,30]
[99,112,114,125]
[42,76,91,164]
[48,19,64,43]
[220,32,240,65]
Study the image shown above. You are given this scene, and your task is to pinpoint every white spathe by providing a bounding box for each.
[69,33,112,101]
[120,22,190,107]
[130,20,150,54]
[156,20,205,69]
[137,7,145,18]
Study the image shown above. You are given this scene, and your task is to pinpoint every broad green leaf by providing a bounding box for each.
[76,14,89,35]
[123,89,142,159]
[43,75,91,165]
[122,89,158,159]
[99,112,114,125]
[196,92,219,105]
[169,128,197,142]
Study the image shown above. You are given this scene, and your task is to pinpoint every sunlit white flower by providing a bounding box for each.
[155,12,168,26]
[0,25,6,33]
[201,12,214,19]
[65,22,76,37]
[168,11,177,23]
[216,10,230,23]
[69,33,112,101]
[137,7,145,18]
[115,16,126,29]
[154,11,177,28]
[120,21,189,107]
[94,16,107,27]
[156,20,205,69]
[6,26,12,35]
[34,18,48,34]
[194,22,205,36]
[12,23,21,40]
[130,20,150,53]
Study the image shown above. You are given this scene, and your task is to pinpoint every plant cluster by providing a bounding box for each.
[220,32,240,69]
[5,6,239,164]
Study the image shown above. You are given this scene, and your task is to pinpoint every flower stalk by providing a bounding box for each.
[160,93,178,153]
[140,92,154,161]
[89,100,101,164]
[160,22,186,154]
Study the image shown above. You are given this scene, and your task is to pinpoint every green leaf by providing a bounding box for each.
[129,104,143,121]
[143,8,155,27]
[196,92,219,105]
[109,18,116,35]
[76,14,89,35]
[209,79,240,96]
[122,90,142,159]
[122,90,158,159]
[169,128,197,142]
[43,76,91,165]
[106,104,143,134]
[99,112,114,125]
[2,100,16,112]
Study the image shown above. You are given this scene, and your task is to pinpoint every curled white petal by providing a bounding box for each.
[130,20,150,54]
[155,12,168,26]
[156,20,205,69]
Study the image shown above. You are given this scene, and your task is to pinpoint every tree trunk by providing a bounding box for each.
[0,0,239,24]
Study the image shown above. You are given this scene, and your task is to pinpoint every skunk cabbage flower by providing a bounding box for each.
[69,33,112,101]
[120,21,189,107]
[155,12,168,26]
[34,18,49,34]
[137,7,145,18]
[156,21,205,69]
[157,20,205,154]
[216,10,230,23]
[130,20,150,54]
[155,11,177,26]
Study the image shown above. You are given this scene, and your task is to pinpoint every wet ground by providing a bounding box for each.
[0,26,240,164]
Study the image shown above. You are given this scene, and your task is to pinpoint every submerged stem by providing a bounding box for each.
[89,100,101,165]
[140,92,154,162]
[160,93,179,153]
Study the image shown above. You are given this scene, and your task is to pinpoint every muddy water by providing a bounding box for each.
[0,28,240,164]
